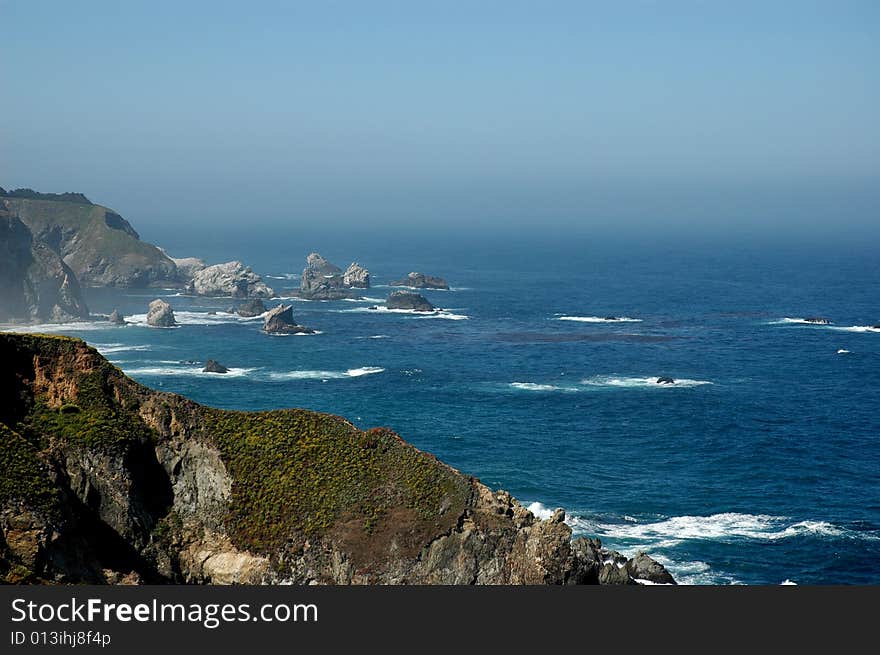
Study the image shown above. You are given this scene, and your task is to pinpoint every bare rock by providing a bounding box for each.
[343,262,370,288]
[262,304,315,334]
[386,291,434,312]
[186,261,274,298]
[391,272,450,290]
[146,299,176,327]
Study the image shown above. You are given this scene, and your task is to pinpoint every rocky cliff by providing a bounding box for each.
[0,333,672,585]
[3,193,178,288]
[0,202,90,322]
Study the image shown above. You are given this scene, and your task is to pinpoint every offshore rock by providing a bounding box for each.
[391,272,449,290]
[262,304,315,335]
[343,262,370,288]
[186,262,275,299]
[108,309,126,325]
[203,360,229,374]
[236,299,266,317]
[298,253,360,300]
[386,291,434,312]
[146,299,176,327]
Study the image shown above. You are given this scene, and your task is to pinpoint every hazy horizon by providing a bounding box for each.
[2,1,878,245]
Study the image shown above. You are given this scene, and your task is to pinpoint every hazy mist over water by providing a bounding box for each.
[2,1,879,245]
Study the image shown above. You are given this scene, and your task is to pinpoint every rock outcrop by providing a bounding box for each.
[108,309,126,325]
[262,304,315,335]
[236,299,266,317]
[146,299,176,327]
[391,272,449,290]
[386,291,435,312]
[0,334,672,586]
[804,317,831,325]
[656,377,675,385]
[186,262,275,299]
[0,203,90,322]
[297,252,363,300]
[170,256,206,282]
[343,262,370,288]
[203,360,229,374]
[4,193,178,288]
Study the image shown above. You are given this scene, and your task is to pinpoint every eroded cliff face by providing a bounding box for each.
[0,334,672,585]
[0,204,90,322]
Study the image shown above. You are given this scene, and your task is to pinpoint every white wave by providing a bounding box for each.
[93,343,153,354]
[831,325,880,333]
[124,366,256,378]
[837,349,850,354]
[0,320,115,333]
[769,317,830,325]
[267,367,384,380]
[594,513,848,543]
[266,330,323,337]
[527,502,559,521]
[126,311,266,327]
[556,315,642,323]
[354,334,390,339]
[341,297,385,303]
[335,306,469,320]
[580,375,712,389]
[266,273,300,280]
[781,579,797,585]
[510,382,580,393]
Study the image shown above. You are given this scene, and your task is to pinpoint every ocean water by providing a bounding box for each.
[9,237,880,585]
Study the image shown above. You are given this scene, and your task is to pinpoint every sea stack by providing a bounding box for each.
[146,299,176,327]
[343,262,370,288]
[108,309,126,325]
[262,304,316,334]
[386,291,435,312]
[298,252,361,300]
[391,272,450,290]
[203,359,229,374]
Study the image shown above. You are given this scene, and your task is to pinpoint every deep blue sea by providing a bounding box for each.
[12,235,880,585]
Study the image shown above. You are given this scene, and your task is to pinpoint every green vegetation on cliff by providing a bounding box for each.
[0,333,468,564]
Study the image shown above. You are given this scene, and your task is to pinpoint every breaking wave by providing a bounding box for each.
[509,382,580,393]
[580,375,713,388]
[556,315,643,323]
[267,367,385,380]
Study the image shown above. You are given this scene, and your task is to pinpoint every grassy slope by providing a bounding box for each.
[0,334,469,571]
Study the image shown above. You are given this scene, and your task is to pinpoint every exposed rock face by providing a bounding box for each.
[626,552,677,585]
[146,299,176,327]
[203,360,229,374]
[298,252,359,300]
[343,262,370,288]
[262,304,315,335]
[6,195,178,288]
[170,257,206,282]
[386,291,434,312]
[108,310,126,325]
[0,334,673,586]
[656,377,675,385]
[236,299,266,317]
[391,272,450,290]
[804,317,831,325]
[306,252,342,276]
[0,204,90,322]
[186,262,275,299]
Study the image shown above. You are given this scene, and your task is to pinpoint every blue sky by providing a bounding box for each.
[2,1,878,241]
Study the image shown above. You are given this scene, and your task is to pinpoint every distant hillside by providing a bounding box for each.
[0,187,92,204]
[3,193,178,287]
